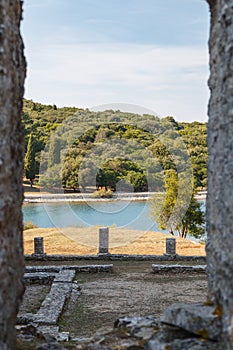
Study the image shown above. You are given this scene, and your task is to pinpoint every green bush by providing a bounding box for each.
[23,221,38,230]
[92,189,113,198]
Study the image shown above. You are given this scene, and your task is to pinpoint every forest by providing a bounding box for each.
[23,99,207,194]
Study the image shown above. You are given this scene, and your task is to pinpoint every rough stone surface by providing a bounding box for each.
[36,342,66,350]
[25,254,206,262]
[98,228,109,254]
[16,313,222,350]
[161,303,221,341]
[16,323,38,341]
[152,264,206,273]
[114,317,220,350]
[145,323,220,350]
[24,272,56,284]
[206,0,233,347]
[26,266,61,273]
[146,336,219,350]
[34,270,75,325]
[18,270,76,326]
[33,237,45,255]
[114,315,160,330]
[115,316,161,341]
[37,326,69,342]
[25,264,113,273]
[53,269,76,283]
[165,238,176,255]
[0,1,26,348]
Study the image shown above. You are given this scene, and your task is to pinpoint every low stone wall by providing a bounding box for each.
[25,254,206,262]
[152,264,207,273]
[25,264,113,273]
[19,264,114,343]
[18,269,76,326]
[24,272,56,284]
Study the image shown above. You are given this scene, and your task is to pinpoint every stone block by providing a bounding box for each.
[165,238,176,255]
[151,264,206,273]
[33,237,45,255]
[24,272,56,284]
[146,337,219,350]
[35,282,72,324]
[53,269,75,283]
[99,227,109,254]
[114,316,160,330]
[161,303,222,341]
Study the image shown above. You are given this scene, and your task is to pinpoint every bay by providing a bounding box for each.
[23,200,206,235]
[23,201,160,231]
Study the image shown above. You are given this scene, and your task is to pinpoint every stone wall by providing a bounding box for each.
[24,254,206,262]
[0,1,26,349]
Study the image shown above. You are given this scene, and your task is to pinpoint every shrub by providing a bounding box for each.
[92,189,113,198]
[23,221,38,230]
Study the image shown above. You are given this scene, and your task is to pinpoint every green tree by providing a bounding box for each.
[22,99,208,193]
[96,168,117,190]
[62,157,81,191]
[152,170,178,235]
[39,164,62,189]
[175,195,205,238]
[127,171,148,192]
[150,169,205,238]
[48,136,62,168]
[24,134,36,186]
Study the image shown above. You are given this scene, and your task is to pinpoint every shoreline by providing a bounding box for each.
[24,191,207,204]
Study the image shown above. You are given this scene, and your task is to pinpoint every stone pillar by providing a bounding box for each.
[33,237,45,256]
[98,227,109,254]
[165,238,176,256]
[0,1,26,348]
[206,0,233,347]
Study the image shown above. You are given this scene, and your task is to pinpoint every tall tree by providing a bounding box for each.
[151,170,178,235]
[150,170,205,238]
[175,195,205,239]
[24,134,36,186]
[48,135,62,168]
[0,1,26,348]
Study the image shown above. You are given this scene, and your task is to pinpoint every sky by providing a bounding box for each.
[21,0,210,122]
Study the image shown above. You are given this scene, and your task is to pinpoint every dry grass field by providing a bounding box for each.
[23,226,206,256]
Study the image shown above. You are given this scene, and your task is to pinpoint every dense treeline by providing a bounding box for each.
[23,99,207,192]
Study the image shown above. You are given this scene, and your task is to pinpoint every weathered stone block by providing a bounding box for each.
[24,272,56,284]
[115,315,160,330]
[165,238,176,255]
[25,264,113,273]
[99,227,109,254]
[53,269,75,283]
[146,337,219,350]
[161,303,222,341]
[33,237,46,256]
[34,283,71,325]
[151,264,206,273]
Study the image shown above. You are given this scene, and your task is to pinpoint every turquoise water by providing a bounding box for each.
[23,201,160,231]
[23,200,206,234]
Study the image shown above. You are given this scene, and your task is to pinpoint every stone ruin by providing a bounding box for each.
[31,231,203,260]
[1,0,233,349]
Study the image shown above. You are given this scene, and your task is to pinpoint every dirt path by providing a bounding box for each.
[59,266,207,337]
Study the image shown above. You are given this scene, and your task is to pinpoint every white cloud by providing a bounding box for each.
[24,42,209,122]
